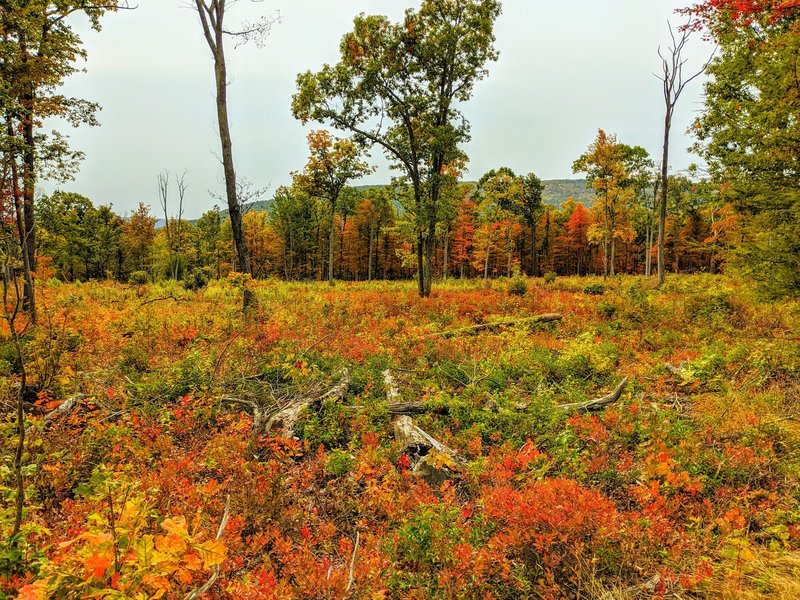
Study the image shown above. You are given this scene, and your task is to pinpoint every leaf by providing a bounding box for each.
[17,581,48,600]
[160,516,188,537]
[195,539,227,569]
[85,551,112,579]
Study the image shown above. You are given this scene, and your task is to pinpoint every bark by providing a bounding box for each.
[394,415,465,485]
[658,111,671,287]
[262,369,351,437]
[557,378,628,412]
[424,313,563,338]
[214,53,249,276]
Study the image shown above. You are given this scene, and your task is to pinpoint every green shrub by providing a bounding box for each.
[583,283,605,295]
[183,267,212,291]
[128,271,149,286]
[325,449,356,478]
[543,272,557,284]
[507,276,528,297]
[597,300,617,319]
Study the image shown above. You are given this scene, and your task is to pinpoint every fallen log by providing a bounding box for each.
[347,402,450,416]
[557,377,628,412]
[263,369,351,438]
[26,394,90,435]
[394,415,465,486]
[347,370,449,416]
[425,313,563,339]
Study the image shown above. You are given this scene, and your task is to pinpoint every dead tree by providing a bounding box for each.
[191,0,279,282]
[656,23,713,286]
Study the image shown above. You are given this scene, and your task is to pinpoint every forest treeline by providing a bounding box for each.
[36,151,730,287]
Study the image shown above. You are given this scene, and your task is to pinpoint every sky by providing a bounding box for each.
[44,0,715,219]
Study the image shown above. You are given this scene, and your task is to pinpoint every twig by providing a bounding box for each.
[138,294,184,307]
[346,530,360,594]
[185,495,232,600]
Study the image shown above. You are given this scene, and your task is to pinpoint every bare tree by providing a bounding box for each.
[157,170,173,277]
[190,0,279,282]
[175,171,187,279]
[656,23,713,286]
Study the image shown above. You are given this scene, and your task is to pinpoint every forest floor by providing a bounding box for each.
[3,274,800,599]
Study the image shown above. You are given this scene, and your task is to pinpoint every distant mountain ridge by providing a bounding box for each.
[182,179,591,224]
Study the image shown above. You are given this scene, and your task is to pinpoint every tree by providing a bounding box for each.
[682,0,800,296]
[520,173,544,275]
[573,130,638,277]
[478,168,523,277]
[292,131,372,285]
[292,0,501,297]
[564,202,592,275]
[191,0,278,280]
[0,1,129,321]
[271,185,324,280]
[122,203,156,276]
[655,23,712,286]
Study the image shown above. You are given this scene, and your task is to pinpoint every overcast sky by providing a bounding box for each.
[44,0,714,219]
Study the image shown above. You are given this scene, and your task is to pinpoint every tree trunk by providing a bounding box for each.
[658,111,671,287]
[442,225,449,279]
[367,223,375,281]
[213,52,249,278]
[328,203,335,285]
[610,236,616,276]
[506,222,512,277]
[21,96,36,321]
[423,220,434,297]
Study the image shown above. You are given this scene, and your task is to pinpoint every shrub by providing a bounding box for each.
[325,449,356,478]
[184,267,212,291]
[507,276,528,297]
[597,300,617,319]
[583,283,605,295]
[128,271,149,286]
[543,272,557,284]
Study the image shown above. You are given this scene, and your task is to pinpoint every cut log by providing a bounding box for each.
[263,369,351,438]
[394,415,465,486]
[425,313,563,339]
[27,394,89,435]
[557,377,628,412]
[383,369,401,403]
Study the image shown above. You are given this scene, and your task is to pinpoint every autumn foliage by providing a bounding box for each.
[0,273,797,598]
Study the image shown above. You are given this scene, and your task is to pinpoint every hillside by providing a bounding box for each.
[202,179,592,222]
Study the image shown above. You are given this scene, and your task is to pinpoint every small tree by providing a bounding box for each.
[292,131,373,285]
[573,130,634,277]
